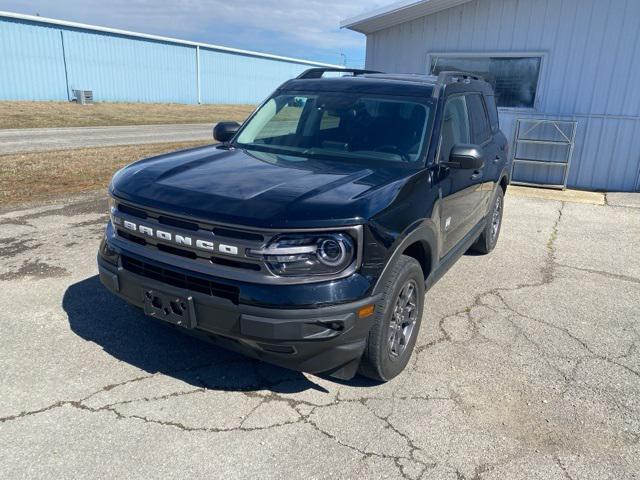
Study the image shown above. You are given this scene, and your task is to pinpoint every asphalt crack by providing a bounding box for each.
[555,455,576,480]
[496,292,640,380]
[555,263,640,285]
[361,398,438,478]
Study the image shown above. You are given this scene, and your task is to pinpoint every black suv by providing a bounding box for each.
[98,68,510,381]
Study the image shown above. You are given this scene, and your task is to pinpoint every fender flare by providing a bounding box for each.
[371,220,439,296]
[500,167,511,188]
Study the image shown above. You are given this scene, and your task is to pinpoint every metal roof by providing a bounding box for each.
[341,0,473,34]
[0,11,341,68]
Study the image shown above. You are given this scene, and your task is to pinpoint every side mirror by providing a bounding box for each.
[446,144,485,170]
[213,121,240,143]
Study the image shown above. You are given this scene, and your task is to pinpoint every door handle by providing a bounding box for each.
[471,170,482,180]
[493,155,501,164]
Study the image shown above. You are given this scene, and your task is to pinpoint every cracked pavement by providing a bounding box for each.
[0,192,638,479]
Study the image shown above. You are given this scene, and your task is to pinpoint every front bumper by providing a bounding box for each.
[98,255,380,379]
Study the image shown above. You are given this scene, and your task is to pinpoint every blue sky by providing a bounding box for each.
[0,0,396,67]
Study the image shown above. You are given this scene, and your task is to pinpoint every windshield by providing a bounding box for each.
[235,92,433,165]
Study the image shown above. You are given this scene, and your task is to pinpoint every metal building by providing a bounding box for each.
[342,0,640,192]
[0,11,339,105]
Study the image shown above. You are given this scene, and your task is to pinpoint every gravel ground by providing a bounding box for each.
[0,192,638,479]
[0,124,214,154]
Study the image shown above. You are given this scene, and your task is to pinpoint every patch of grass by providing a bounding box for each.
[0,102,256,129]
[0,141,210,206]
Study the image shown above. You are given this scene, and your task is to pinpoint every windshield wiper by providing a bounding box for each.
[236,143,306,156]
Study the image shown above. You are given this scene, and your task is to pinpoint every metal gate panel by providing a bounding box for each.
[510,119,577,190]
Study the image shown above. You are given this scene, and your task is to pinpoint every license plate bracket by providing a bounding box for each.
[143,288,197,329]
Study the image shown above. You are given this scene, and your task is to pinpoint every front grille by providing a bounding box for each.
[156,243,197,259]
[111,199,362,284]
[118,203,147,219]
[117,229,147,246]
[121,255,239,304]
[212,227,264,242]
[114,201,267,272]
[210,256,261,271]
[158,215,199,231]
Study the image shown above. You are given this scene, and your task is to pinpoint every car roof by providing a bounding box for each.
[279,72,492,98]
[279,74,438,98]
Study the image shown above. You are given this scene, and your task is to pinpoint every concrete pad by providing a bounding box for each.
[606,192,640,209]
[555,201,640,279]
[508,185,605,205]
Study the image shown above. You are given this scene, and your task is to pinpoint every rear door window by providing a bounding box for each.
[484,95,499,131]
[466,94,491,144]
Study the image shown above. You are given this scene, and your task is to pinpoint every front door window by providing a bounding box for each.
[440,96,470,162]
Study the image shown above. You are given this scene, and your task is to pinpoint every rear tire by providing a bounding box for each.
[358,255,424,382]
[471,187,504,255]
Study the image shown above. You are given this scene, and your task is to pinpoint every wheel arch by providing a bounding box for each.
[371,221,437,296]
[499,174,509,193]
[402,241,432,282]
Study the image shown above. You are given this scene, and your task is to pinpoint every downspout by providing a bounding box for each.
[59,30,71,101]
[196,45,201,104]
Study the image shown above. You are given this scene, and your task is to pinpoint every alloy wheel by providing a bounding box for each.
[491,194,502,240]
[387,279,418,358]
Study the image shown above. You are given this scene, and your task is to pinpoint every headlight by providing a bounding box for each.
[108,197,123,227]
[99,235,119,265]
[249,232,356,277]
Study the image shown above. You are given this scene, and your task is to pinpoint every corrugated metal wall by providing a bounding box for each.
[199,50,309,104]
[0,16,69,100]
[61,29,198,104]
[0,15,323,105]
[364,0,640,192]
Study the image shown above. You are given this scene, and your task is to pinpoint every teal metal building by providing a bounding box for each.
[0,11,338,104]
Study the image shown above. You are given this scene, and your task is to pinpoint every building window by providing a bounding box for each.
[430,55,542,109]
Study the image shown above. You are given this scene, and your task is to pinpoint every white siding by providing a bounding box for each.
[364,0,640,191]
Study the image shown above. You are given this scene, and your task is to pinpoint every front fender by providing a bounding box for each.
[371,219,439,296]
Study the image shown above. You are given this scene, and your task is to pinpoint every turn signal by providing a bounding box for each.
[358,304,375,319]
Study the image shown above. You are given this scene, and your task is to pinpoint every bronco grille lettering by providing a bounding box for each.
[118,218,235,255]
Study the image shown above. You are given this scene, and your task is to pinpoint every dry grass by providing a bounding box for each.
[0,102,256,129]
[0,141,210,206]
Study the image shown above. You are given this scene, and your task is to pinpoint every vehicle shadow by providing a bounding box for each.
[63,276,377,395]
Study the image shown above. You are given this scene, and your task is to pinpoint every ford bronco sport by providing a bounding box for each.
[98,68,510,381]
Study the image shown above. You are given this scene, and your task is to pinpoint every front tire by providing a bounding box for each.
[358,255,425,382]
[471,187,504,254]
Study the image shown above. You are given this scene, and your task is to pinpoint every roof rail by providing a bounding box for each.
[296,67,381,79]
[431,70,486,99]
[436,70,484,84]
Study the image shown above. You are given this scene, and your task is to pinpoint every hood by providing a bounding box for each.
[110,145,419,229]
